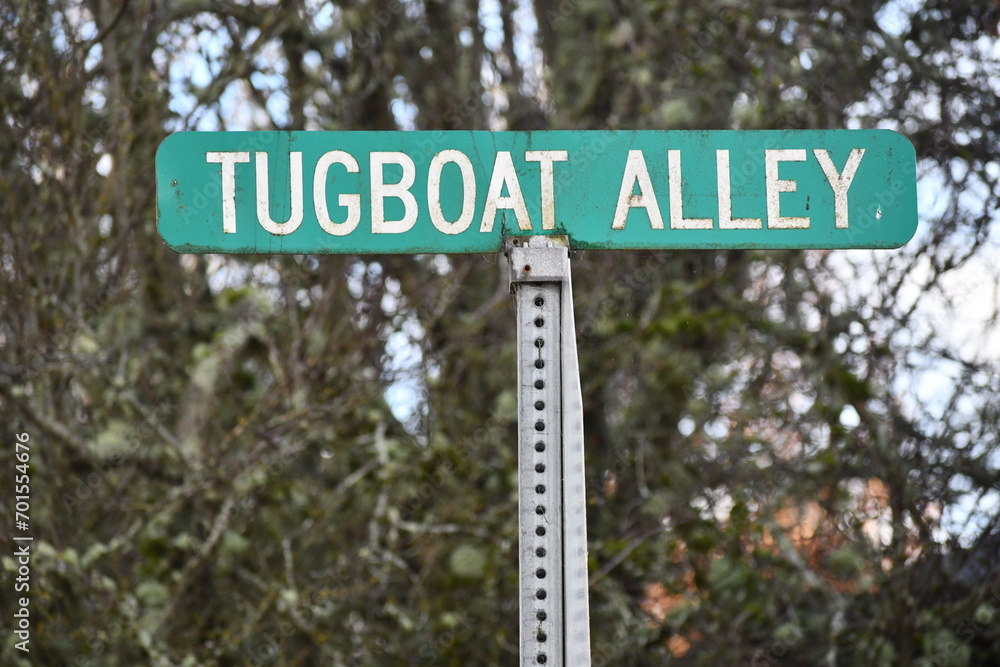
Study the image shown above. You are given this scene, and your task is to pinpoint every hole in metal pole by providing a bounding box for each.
[537,630,547,641]
[534,338,544,348]
[535,484,545,493]
[534,421,545,432]
[536,526,546,536]
[536,505,545,515]
[538,653,547,663]
[534,359,544,369]
[535,463,545,473]
[536,568,546,579]
[535,400,545,410]
[534,317,544,327]
[523,264,532,273]
[534,296,544,307]
[537,610,547,621]
[535,442,545,452]
[536,547,546,557]
[534,380,544,389]
[536,588,547,599]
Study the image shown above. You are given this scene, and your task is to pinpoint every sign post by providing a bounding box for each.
[507,236,591,666]
[157,129,919,667]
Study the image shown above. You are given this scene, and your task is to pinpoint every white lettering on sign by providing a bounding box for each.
[206,151,250,233]
[481,151,531,232]
[612,150,664,230]
[668,150,711,230]
[815,148,864,229]
[371,152,418,234]
[314,150,361,236]
[428,149,476,235]
[765,149,809,229]
[256,151,304,235]
[716,150,762,229]
[525,150,568,231]
[204,145,868,237]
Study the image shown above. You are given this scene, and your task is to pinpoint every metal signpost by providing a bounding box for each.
[156,129,919,666]
[507,236,591,665]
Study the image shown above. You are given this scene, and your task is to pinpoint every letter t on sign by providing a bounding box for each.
[206,151,250,233]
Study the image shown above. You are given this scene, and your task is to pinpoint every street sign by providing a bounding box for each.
[155,128,920,667]
[157,130,917,254]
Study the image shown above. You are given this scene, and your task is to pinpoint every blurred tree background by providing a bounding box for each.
[2,0,1000,665]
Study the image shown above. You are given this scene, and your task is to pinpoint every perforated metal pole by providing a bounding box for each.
[507,236,591,667]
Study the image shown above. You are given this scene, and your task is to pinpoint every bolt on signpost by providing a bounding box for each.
[157,130,918,666]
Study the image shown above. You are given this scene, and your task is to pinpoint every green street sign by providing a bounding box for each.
[156,130,917,253]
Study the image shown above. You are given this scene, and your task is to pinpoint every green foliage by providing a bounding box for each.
[1,0,999,665]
